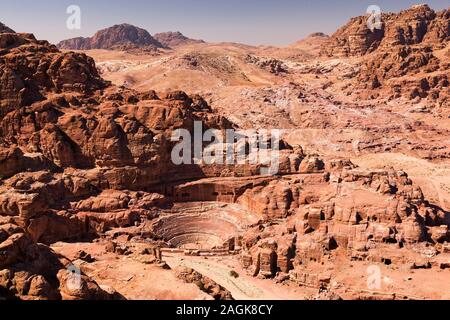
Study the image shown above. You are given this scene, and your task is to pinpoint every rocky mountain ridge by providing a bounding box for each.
[57,23,164,51]
[321,4,449,57]
[320,4,449,105]
[57,24,204,51]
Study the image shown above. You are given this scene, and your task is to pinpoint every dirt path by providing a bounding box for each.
[164,254,308,300]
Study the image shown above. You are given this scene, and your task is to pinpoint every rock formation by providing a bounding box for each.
[239,162,449,278]
[0,32,106,117]
[176,267,233,300]
[321,5,449,103]
[321,4,449,57]
[0,216,113,300]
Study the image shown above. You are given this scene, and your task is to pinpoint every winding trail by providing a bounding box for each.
[164,254,306,300]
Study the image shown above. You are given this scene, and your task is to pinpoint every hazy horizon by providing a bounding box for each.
[1,0,448,46]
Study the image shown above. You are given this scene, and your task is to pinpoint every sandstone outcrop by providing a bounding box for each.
[176,267,233,300]
[321,5,449,57]
[245,55,288,74]
[321,5,449,102]
[0,217,112,300]
[238,160,449,282]
[0,32,106,117]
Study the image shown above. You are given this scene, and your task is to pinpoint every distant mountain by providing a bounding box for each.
[56,36,90,50]
[0,22,15,33]
[153,31,204,47]
[289,32,329,55]
[308,32,329,38]
[57,23,164,50]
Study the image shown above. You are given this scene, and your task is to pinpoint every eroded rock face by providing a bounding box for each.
[357,44,449,103]
[238,160,449,280]
[322,5,449,57]
[0,32,106,117]
[0,217,112,300]
[0,170,174,243]
[245,55,288,74]
[176,267,233,300]
[320,15,384,57]
[321,5,449,103]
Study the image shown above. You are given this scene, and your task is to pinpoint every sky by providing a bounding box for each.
[1,0,449,46]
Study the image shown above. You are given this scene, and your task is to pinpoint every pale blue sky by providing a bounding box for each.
[1,0,448,45]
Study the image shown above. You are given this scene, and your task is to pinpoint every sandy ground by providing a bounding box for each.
[51,242,212,300]
[331,254,450,300]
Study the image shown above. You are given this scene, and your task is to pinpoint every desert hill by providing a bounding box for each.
[153,31,204,47]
